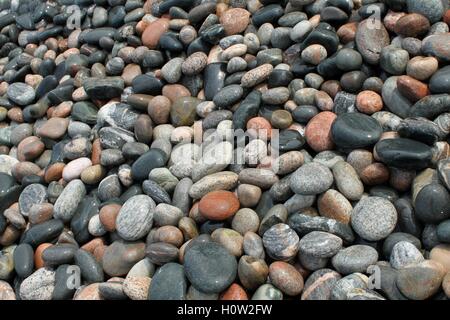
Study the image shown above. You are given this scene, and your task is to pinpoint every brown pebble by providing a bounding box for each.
[394,13,430,38]
[237,184,262,208]
[141,18,170,49]
[220,8,250,35]
[356,90,383,114]
[396,75,430,103]
[269,261,304,296]
[152,226,184,248]
[305,111,336,152]
[220,283,248,300]
[246,117,272,140]
[318,189,353,224]
[360,163,390,185]
[162,84,191,102]
[44,163,65,183]
[0,225,21,246]
[148,95,171,124]
[99,204,122,232]
[199,190,240,221]
[320,80,341,99]
[238,255,269,290]
[28,203,54,225]
[91,138,102,165]
[337,22,357,44]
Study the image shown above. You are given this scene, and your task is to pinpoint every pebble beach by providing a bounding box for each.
[0,0,449,301]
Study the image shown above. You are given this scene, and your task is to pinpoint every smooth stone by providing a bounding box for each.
[301,269,341,300]
[252,4,284,27]
[20,219,63,248]
[397,117,441,145]
[184,242,237,294]
[13,243,34,278]
[390,241,424,269]
[204,63,227,100]
[278,129,306,152]
[332,161,364,201]
[70,196,100,244]
[53,179,86,223]
[213,84,244,109]
[97,102,139,131]
[380,46,409,75]
[83,77,124,100]
[330,273,368,300]
[131,149,167,181]
[429,66,450,94]
[409,94,450,119]
[0,246,15,280]
[288,213,355,244]
[381,77,412,118]
[148,263,187,300]
[41,244,77,267]
[355,19,390,64]
[189,172,238,199]
[52,265,76,300]
[74,249,104,284]
[170,97,200,127]
[375,138,432,170]
[290,162,333,195]
[18,183,47,217]
[331,113,382,149]
[299,231,343,267]
[102,241,146,277]
[141,179,170,204]
[351,197,398,241]
[262,223,299,261]
[332,245,379,275]
[116,195,155,241]
[71,102,98,124]
[19,268,55,300]
[415,183,450,224]
[396,260,446,300]
[382,232,422,259]
[7,83,35,106]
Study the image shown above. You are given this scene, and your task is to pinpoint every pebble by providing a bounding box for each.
[396,260,446,300]
[331,113,382,149]
[116,195,155,241]
[184,242,237,294]
[390,241,425,270]
[19,268,55,300]
[53,179,86,222]
[252,284,283,300]
[290,162,333,195]
[304,111,337,152]
[7,83,35,106]
[238,255,268,290]
[148,263,187,300]
[332,245,379,275]
[262,224,299,261]
[102,241,146,277]
[331,161,364,201]
[198,190,240,221]
[351,197,398,241]
[301,269,341,300]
